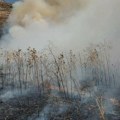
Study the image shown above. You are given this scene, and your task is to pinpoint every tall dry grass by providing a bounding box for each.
[0,43,118,98]
[0,43,119,120]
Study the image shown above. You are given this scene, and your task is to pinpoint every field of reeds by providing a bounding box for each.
[0,43,120,120]
[0,1,120,120]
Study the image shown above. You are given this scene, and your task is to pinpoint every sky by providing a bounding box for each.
[5,0,17,3]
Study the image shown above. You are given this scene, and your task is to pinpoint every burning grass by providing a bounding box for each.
[0,1,119,120]
[0,44,120,119]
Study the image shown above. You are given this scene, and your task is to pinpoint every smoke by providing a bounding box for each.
[0,0,88,50]
[1,0,120,54]
[1,1,120,117]
[9,0,87,25]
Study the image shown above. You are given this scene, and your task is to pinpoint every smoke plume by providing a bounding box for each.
[9,0,88,25]
[1,0,120,54]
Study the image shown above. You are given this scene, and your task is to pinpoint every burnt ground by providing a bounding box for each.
[0,86,120,120]
[49,98,120,120]
[0,88,120,120]
[0,89,50,120]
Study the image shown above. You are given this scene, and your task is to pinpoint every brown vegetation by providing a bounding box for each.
[0,44,119,119]
[0,1,12,33]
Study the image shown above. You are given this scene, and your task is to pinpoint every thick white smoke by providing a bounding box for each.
[1,0,120,54]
